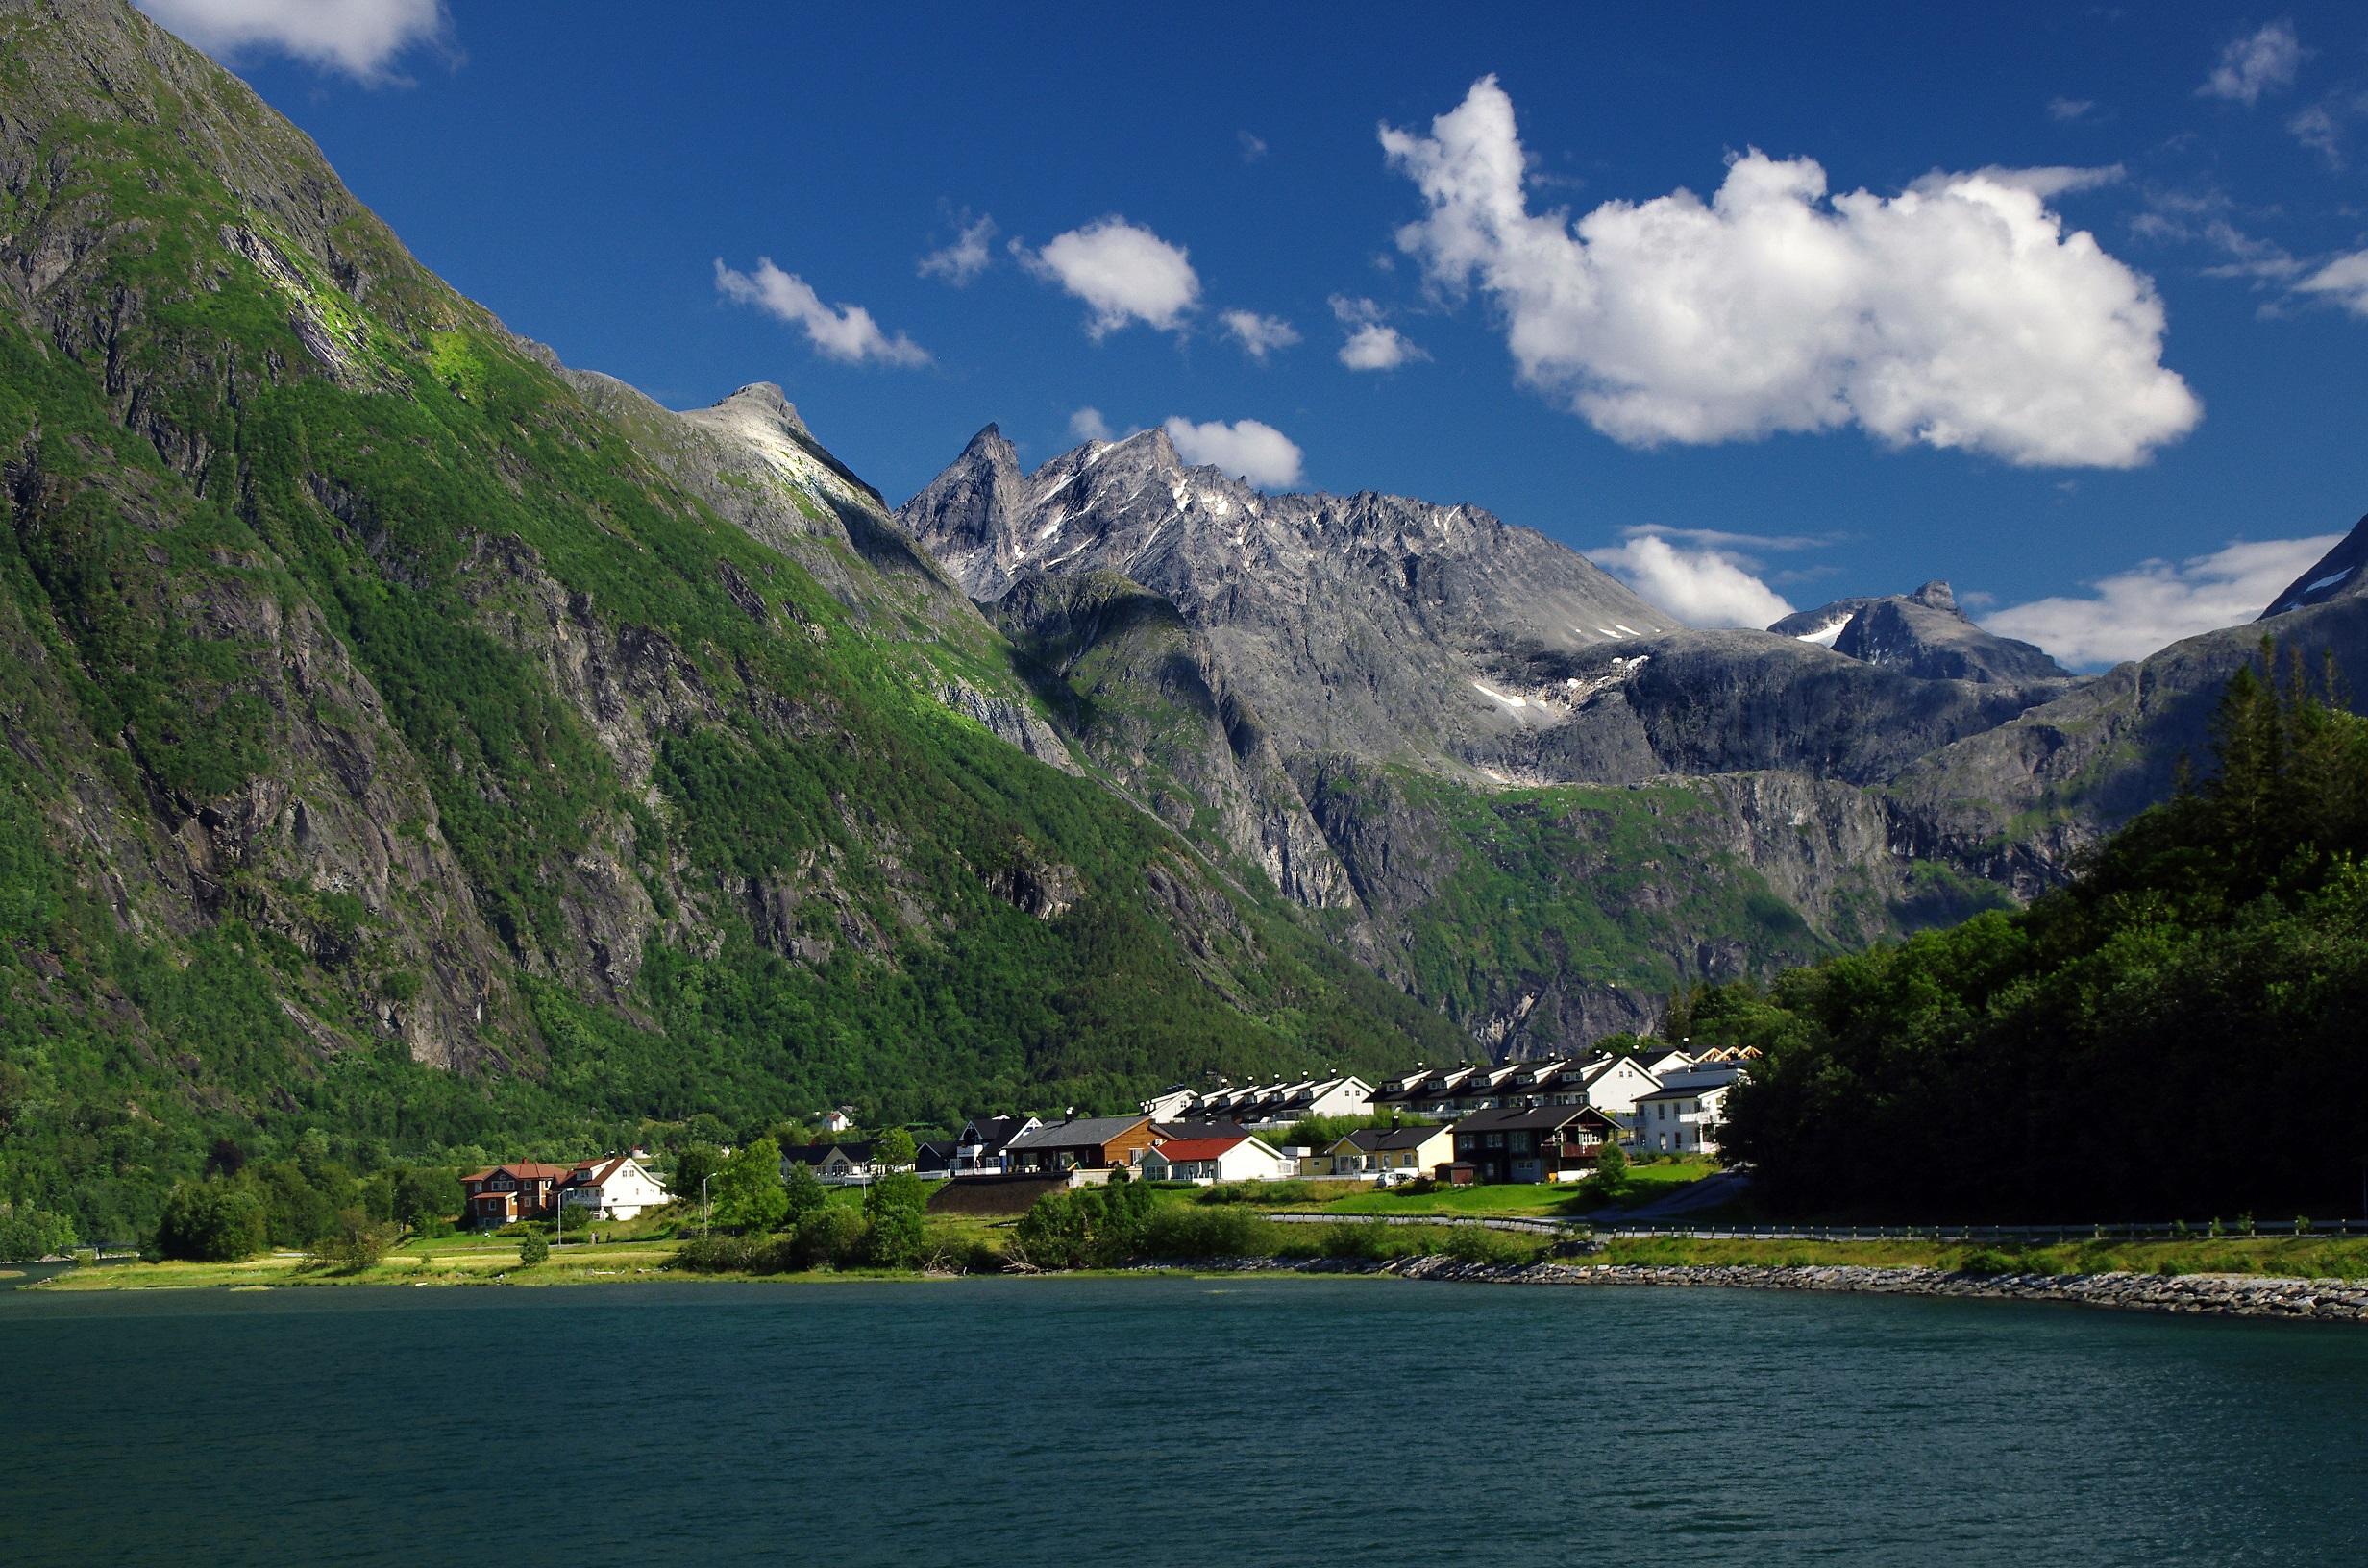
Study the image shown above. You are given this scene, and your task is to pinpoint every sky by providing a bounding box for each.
[134,0,2368,669]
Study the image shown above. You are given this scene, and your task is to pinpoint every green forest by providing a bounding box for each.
[1709,646,2368,1221]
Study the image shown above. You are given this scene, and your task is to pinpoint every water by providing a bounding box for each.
[6,1275,2366,1565]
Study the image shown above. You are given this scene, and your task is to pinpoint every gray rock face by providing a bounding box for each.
[1775,581,2072,685]
[2261,515,2368,618]
[897,427,1684,770]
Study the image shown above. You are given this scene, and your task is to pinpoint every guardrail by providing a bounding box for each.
[1597,1218,2368,1241]
[1268,1213,2368,1242]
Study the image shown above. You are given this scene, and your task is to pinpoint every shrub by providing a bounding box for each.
[1443,1226,1540,1265]
[518,1232,550,1265]
[0,1205,78,1262]
[790,1204,868,1270]
[155,1182,269,1262]
[672,1234,765,1273]
[315,1208,394,1271]
[1140,1203,1276,1260]
[1955,1247,2021,1276]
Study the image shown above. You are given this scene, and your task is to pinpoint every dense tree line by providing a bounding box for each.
[1714,645,2368,1221]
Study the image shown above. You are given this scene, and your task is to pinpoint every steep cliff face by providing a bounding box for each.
[0,0,1477,1236]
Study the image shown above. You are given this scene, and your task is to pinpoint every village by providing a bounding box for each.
[455,1047,1756,1227]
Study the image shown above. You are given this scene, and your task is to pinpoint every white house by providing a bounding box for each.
[556,1155,670,1220]
[819,1107,856,1135]
[1140,1087,1199,1120]
[1633,1070,1742,1156]
[1575,1056,1665,1119]
[780,1141,876,1185]
[1138,1134,1295,1185]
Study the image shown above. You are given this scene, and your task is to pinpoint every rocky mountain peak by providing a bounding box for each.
[1909,580,1959,613]
[2261,515,2368,619]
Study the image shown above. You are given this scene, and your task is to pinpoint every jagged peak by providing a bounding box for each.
[1908,580,1959,614]
[961,421,1015,458]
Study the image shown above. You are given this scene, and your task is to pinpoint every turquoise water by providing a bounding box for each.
[7,1276,2367,1565]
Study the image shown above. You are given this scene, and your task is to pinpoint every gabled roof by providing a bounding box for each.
[781,1140,874,1166]
[1334,1125,1447,1153]
[1004,1115,1149,1150]
[466,1162,573,1183]
[958,1115,1034,1151]
[1637,1068,1743,1100]
[1449,1105,1619,1135]
[1155,1118,1252,1141]
[1147,1136,1249,1163]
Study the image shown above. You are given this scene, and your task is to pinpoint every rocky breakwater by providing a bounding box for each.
[1380,1259,2368,1322]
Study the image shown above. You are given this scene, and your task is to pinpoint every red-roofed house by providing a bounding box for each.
[460,1163,575,1226]
[1138,1134,1294,1185]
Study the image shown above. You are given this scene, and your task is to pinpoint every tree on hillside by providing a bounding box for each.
[392,1167,462,1235]
[711,1138,789,1232]
[672,1144,723,1211]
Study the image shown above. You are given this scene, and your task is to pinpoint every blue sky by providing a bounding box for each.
[137,1,2368,667]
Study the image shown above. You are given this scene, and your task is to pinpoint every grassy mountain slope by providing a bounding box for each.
[0,0,1459,1238]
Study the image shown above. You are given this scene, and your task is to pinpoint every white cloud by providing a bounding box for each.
[919,214,997,286]
[1986,535,2343,668]
[1328,294,1427,371]
[1070,406,1113,443]
[1020,217,1199,337]
[1339,322,1427,371]
[1221,310,1300,358]
[137,0,447,82]
[2199,21,2305,106]
[1593,534,1794,628]
[2296,250,2368,315]
[712,258,931,367]
[2048,97,2096,122]
[1379,76,2201,469]
[1239,130,1269,163]
[1161,416,1304,488]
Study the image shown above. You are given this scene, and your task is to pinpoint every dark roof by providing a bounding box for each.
[1341,1126,1447,1152]
[958,1115,1031,1151]
[914,1139,958,1166]
[1155,1118,1253,1141]
[1638,1069,1741,1099]
[781,1141,874,1166]
[1005,1115,1148,1151]
[1448,1105,1618,1135]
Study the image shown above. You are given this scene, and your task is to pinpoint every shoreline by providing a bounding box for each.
[22,1249,2368,1322]
[1208,1255,2368,1323]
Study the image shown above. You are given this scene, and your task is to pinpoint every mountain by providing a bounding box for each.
[0,0,1467,1237]
[897,431,2090,1049]
[2261,515,2368,618]
[1770,581,2071,684]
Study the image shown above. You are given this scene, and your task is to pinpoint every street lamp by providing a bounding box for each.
[702,1173,712,1239]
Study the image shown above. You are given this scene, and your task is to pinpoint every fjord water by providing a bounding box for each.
[8,1278,2366,1565]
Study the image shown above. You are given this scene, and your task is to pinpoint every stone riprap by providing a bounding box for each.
[1191,1256,2368,1323]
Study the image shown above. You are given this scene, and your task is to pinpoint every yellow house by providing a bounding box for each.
[1307,1125,1454,1179]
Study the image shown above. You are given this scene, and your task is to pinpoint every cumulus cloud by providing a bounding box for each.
[1221,310,1300,358]
[1161,416,1303,488]
[137,0,448,82]
[1328,295,1427,371]
[1591,533,1794,628]
[1379,76,2200,468]
[2296,250,2368,315]
[918,213,997,286]
[2199,21,2305,106]
[1985,535,2343,668]
[713,258,930,367]
[1019,217,1199,336]
[1070,406,1114,443]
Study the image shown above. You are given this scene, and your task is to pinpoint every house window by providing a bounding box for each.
[1484,1133,1504,1149]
